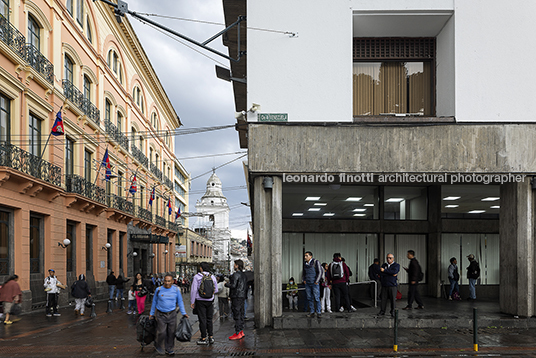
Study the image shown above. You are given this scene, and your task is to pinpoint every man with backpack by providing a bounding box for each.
[403,250,424,310]
[149,274,188,355]
[326,253,351,314]
[71,274,91,316]
[466,254,480,300]
[190,262,218,345]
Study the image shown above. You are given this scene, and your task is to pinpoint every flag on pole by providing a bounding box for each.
[149,187,155,206]
[101,148,111,181]
[175,207,181,221]
[129,174,137,194]
[51,109,64,136]
[168,197,172,215]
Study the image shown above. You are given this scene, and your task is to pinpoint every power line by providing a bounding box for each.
[189,154,247,182]
[177,151,247,160]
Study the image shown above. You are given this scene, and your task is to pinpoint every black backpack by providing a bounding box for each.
[331,262,344,280]
[198,274,215,299]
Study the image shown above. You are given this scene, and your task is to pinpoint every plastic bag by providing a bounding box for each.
[175,316,192,342]
[10,303,22,316]
[85,296,94,307]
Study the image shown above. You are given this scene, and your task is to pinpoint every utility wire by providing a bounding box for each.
[177,151,247,160]
[188,154,247,182]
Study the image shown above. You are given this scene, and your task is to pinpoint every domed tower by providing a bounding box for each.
[195,171,231,269]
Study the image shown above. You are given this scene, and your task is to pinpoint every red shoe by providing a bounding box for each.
[238,331,245,338]
[229,333,241,340]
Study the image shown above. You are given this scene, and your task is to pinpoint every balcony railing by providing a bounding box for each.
[167,221,180,233]
[0,14,26,60]
[150,162,163,181]
[107,194,134,215]
[154,214,166,228]
[62,80,100,126]
[136,205,152,223]
[131,145,148,168]
[25,43,54,84]
[163,175,173,190]
[105,119,129,151]
[65,174,106,205]
[0,142,61,187]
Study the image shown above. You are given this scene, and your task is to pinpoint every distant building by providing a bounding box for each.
[175,228,212,278]
[195,172,231,272]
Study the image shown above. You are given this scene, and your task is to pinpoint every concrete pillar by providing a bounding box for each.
[427,185,442,297]
[253,175,282,328]
[500,180,534,317]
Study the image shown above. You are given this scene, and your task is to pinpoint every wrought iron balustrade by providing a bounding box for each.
[0,142,61,187]
[65,174,106,205]
[163,175,173,190]
[131,145,148,168]
[105,119,129,150]
[24,43,54,84]
[0,14,26,60]
[154,214,166,228]
[62,80,101,126]
[136,205,152,222]
[107,193,134,215]
[150,162,163,181]
[167,221,179,233]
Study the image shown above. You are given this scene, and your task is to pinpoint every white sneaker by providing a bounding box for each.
[350,306,357,312]
[321,310,325,313]
[53,313,61,316]
[327,309,332,313]
[339,307,344,312]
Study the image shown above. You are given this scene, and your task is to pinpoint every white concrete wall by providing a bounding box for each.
[247,0,536,122]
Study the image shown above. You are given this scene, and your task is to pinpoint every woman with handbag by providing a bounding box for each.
[0,274,22,325]
[134,273,148,314]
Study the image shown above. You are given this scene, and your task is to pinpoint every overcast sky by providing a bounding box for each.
[126,0,250,239]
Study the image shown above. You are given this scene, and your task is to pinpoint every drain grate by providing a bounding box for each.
[228,352,255,357]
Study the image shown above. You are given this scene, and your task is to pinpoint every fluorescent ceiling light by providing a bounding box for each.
[345,197,362,201]
[481,197,500,201]
[490,206,500,209]
[468,210,485,214]
[444,205,459,208]
[323,213,335,217]
[353,208,367,212]
[314,203,327,206]
[292,213,303,216]
[385,198,404,202]
[443,196,461,201]
[305,197,321,201]
[308,208,321,212]
[353,213,366,217]
[364,204,374,207]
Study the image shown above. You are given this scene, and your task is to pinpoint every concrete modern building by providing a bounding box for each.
[0,0,187,311]
[222,0,536,327]
[195,171,231,273]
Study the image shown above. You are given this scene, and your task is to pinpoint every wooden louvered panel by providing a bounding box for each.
[354,38,436,60]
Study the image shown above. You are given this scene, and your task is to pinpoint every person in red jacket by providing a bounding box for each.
[326,253,352,313]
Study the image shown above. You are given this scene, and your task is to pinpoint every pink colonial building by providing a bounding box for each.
[0,0,188,311]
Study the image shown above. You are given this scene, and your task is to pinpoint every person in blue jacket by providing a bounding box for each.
[378,253,400,317]
[150,273,189,355]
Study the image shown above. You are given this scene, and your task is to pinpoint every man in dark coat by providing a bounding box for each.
[466,254,480,300]
[71,274,91,316]
[403,250,424,310]
[106,271,116,301]
[378,253,400,317]
[368,258,382,301]
[225,259,248,340]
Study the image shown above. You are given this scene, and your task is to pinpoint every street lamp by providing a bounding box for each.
[58,238,71,248]
[102,242,111,251]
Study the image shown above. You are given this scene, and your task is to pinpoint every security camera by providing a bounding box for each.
[249,103,261,112]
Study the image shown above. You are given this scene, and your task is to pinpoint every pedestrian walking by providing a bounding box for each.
[115,275,129,302]
[466,254,480,300]
[326,253,352,314]
[0,275,22,325]
[448,257,460,300]
[320,263,332,313]
[71,274,91,316]
[286,277,299,310]
[302,251,323,318]
[341,257,357,312]
[403,250,424,310]
[134,273,148,314]
[368,258,382,301]
[225,259,248,340]
[149,274,188,355]
[217,276,230,318]
[378,253,400,317]
[127,285,137,314]
[44,269,64,317]
[106,271,116,301]
[190,262,218,345]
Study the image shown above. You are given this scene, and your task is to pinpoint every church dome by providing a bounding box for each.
[201,171,227,200]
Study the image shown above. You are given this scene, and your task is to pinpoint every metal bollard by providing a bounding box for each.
[393,309,399,352]
[473,307,478,351]
[106,300,113,313]
[120,298,125,310]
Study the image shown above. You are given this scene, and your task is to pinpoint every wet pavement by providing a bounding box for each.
[2,295,536,357]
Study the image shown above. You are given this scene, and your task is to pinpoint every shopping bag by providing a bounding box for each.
[10,303,22,316]
[175,316,192,342]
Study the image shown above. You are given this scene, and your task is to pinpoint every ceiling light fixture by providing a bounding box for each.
[314,203,327,206]
[292,213,304,216]
[353,208,367,212]
[305,197,321,201]
[443,196,461,200]
[468,210,485,214]
[481,197,500,201]
[308,208,321,212]
[345,197,362,201]
[364,204,374,207]
[445,205,459,208]
[385,198,404,202]
[353,213,366,217]
[490,206,500,209]
[323,213,335,217]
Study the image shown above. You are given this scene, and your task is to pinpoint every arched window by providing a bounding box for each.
[107,49,123,84]
[86,16,92,43]
[105,99,112,123]
[133,86,144,114]
[64,55,74,83]
[149,147,154,164]
[66,0,73,16]
[1,0,9,19]
[83,75,91,101]
[151,112,158,131]
[117,111,123,131]
[76,0,83,26]
[28,15,41,50]
[131,126,137,147]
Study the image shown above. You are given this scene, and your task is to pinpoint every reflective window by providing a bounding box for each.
[384,186,427,220]
[64,55,74,83]
[86,16,92,43]
[117,112,123,131]
[76,0,83,26]
[441,185,499,219]
[28,15,40,50]
[84,149,92,181]
[1,0,9,19]
[83,75,91,101]
[105,99,111,122]
[384,234,427,283]
[66,0,73,16]
[0,93,10,143]
[65,137,74,176]
[28,113,41,157]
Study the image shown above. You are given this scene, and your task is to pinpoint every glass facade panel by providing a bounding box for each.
[441,185,500,219]
[384,234,427,284]
[384,186,427,220]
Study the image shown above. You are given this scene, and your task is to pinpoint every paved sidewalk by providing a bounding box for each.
[2,296,536,357]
